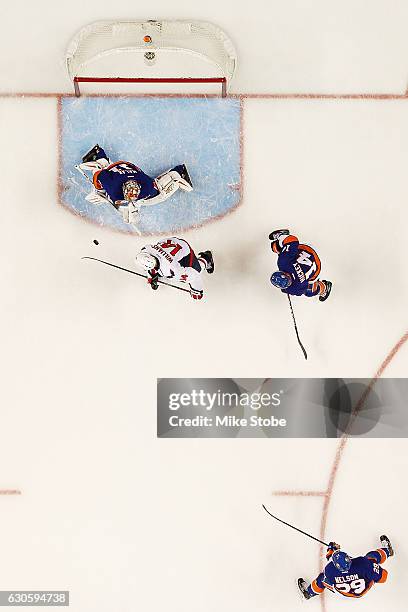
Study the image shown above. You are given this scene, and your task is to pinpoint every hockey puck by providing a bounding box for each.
[93,240,99,245]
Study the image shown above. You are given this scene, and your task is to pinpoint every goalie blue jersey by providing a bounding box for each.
[93,161,159,203]
[273,235,321,296]
[311,549,389,598]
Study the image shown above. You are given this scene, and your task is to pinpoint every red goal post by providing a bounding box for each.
[66,20,237,97]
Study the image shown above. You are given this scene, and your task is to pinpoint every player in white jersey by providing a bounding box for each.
[135,238,214,300]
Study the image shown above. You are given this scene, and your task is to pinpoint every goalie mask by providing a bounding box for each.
[123,180,141,202]
[135,251,159,273]
[270,271,292,290]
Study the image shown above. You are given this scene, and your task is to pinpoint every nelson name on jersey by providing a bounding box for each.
[334,574,359,584]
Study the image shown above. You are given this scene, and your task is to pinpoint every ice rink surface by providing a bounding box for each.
[1,1,408,610]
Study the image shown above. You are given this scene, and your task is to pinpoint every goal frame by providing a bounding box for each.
[67,20,236,98]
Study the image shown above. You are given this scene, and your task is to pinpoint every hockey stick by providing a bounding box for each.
[74,164,93,183]
[82,257,191,294]
[262,504,329,546]
[287,295,308,360]
[74,164,142,236]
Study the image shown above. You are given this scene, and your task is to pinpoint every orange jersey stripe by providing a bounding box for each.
[92,160,139,190]
[298,243,321,279]
[311,580,324,594]
[93,169,103,189]
[104,160,132,171]
[378,568,388,583]
[367,549,388,565]
[377,549,388,564]
[282,234,298,245]
[322,582,334,592]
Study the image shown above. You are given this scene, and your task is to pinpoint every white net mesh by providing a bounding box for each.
[66,20,237,90]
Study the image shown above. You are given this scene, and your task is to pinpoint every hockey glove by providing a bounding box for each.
[148,270,159,290]
[190,286,203,300]
[326,542,340,559]
[269,229,289,241]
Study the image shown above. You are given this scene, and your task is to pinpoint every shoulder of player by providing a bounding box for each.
[364,556,381,573]
[277,235,300,253]
[283,234,299,245]
[350,556,373,574]
[354,555,371,565]
[107,161,142,172]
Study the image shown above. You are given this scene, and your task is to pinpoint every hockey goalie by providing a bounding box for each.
[76,144,193,228]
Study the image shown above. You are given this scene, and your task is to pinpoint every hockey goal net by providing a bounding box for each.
[66,20,237,97]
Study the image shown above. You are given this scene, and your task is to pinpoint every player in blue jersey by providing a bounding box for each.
[269,229,332,301]
[76,144,193,228]
[298,536,394,600]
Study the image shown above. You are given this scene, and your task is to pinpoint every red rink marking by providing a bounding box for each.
[1,91,408,99]
[274,490,326,497]
[241,92,408,100]
[56,96,63,206]
[0,490,21,495]
[239,95,244,207]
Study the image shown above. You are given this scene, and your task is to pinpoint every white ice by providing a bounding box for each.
[0,1,407,611]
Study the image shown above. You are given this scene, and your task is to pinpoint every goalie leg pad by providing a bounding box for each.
[172,164,193,189]
[118,202,140,226]
[155,169,193,194]
[85,190,108,205]
[78,160,109,174]
[128,202,140,225]
[169,170,193,192]
[118,204,129,224]
[154,171,180,195]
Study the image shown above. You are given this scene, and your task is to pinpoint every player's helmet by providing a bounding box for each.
[123,180,141,202]
[135,251,159,272]
[331,550,352,573]
[270,271,292,289]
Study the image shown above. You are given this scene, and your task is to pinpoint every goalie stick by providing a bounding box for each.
[262,504,329,546]
[82,257,190,294]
